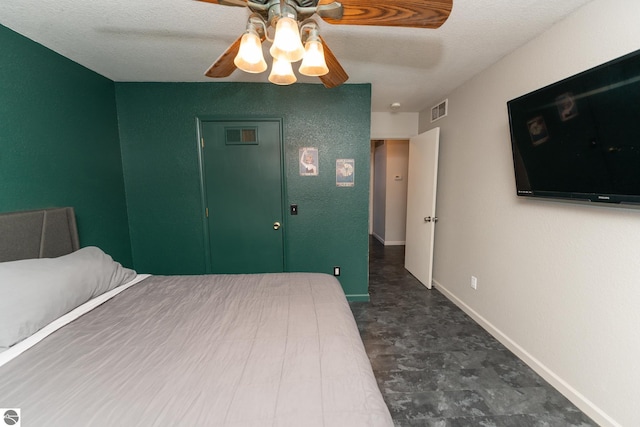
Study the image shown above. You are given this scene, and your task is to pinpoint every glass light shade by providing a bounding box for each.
[299,40,329,76]
[234,31,267,73]
[269,17,304,62]
[268,57,297,85]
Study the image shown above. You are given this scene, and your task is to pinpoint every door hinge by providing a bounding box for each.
[201,138,205,149]
[205,208,209,217]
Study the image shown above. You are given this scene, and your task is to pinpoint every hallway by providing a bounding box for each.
[350,239,596,426]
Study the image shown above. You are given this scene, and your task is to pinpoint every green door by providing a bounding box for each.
[201,119,284,273]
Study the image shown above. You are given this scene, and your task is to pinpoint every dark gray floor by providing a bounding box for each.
[349,238,597,427]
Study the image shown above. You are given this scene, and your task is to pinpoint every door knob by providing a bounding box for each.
[433,217,439,223]
[424,216,432,222]
[273,222,281,230]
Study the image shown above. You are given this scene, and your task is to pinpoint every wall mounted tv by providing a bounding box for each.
[507,48,640,205]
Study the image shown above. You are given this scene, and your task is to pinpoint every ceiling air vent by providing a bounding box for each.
[430,99,448,122]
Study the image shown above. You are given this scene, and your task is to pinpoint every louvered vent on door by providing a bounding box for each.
[225,127,258,145]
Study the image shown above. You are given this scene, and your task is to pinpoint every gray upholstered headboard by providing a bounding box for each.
[0,207,80,262]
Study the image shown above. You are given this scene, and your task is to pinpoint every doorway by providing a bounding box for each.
[369,129,440,289]
[199,118,285,273]
[370,139,410,245]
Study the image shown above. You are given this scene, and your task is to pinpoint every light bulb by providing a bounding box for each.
[269,57,297,85]
[269,17,304,62]
[234,30,267,73]
[299,39,329,77]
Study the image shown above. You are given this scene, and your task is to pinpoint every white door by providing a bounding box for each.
[405,127,440,289]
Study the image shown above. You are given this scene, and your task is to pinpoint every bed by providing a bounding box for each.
[0,207,393,427]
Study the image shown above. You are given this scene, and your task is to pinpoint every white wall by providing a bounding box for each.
[370,112,417,239]
[371,140,410,245]
[371,112,419,139]
[384,140,409,244]
[419,0,640,426]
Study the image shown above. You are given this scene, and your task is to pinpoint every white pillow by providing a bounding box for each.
[0,247,136,351]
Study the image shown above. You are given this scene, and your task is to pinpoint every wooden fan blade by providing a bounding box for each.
[195,0,247,7]
[318,0,452,29]
[318,36,349,89]
[204,35,243,78]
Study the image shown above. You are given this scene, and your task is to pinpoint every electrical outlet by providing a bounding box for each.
[333,266,341,277]
[471,276,478,290]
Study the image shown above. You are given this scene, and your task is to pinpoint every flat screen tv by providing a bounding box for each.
[507,48,640,205]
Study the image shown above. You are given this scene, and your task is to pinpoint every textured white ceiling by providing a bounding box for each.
[0,0,594,112]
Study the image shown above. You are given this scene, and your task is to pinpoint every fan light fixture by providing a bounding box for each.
[234,13,328,85]
[269,56,297,85]
[298,24,329,76]
[270,16,305,62]
[234,23,268,73]
[202,0,453,89]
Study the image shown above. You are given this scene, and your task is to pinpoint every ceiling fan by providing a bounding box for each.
[198,0,453,88]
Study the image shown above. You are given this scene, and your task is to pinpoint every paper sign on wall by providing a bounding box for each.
[336,159,354,187]
[299,147,319,176]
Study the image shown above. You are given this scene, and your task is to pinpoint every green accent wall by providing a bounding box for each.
[0,22,371,297]
[0,24,132,266]
[115,82,371,298]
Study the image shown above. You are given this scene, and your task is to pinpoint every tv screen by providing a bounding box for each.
[507,48,640,204]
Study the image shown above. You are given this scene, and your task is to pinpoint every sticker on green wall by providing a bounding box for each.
[336,159,354,187]
[299,147,319,176]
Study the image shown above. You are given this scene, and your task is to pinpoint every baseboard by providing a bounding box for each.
[372,232,385,244]
[371,233,405,246]
[346,293,370,302]
[432,279,620,427]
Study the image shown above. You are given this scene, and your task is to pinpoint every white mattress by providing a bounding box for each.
[0,272,393,426]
